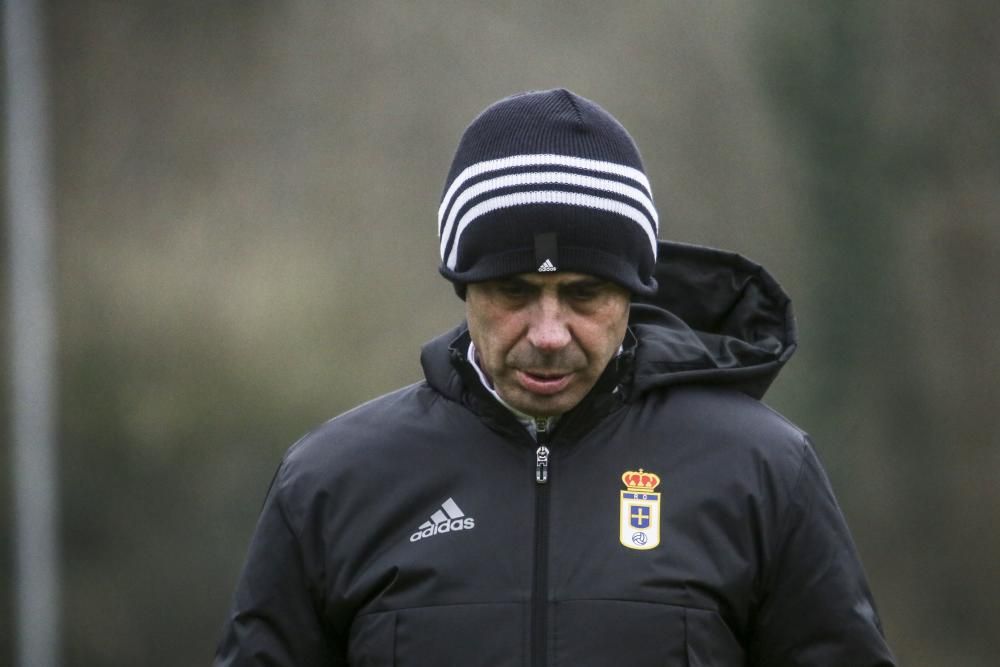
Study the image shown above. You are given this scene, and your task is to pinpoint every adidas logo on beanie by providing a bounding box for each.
[437,88,659,298]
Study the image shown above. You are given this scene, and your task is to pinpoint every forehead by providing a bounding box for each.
[497,271,606,287]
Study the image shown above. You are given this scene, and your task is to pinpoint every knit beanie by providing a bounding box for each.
[437,88,659,298]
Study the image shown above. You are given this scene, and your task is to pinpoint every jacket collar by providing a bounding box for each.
[420,326,634,442]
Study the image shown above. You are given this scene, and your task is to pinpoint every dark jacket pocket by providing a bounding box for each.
[553,599,744,667]
[348,602,525,667]
[348,611,395,667]
[348,601,743,666]
[685,607,745,667]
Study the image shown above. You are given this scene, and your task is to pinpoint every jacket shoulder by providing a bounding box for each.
[277,381,452,486]
[651,385,812,479]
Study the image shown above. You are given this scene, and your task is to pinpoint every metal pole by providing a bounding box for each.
[4,0,61,665]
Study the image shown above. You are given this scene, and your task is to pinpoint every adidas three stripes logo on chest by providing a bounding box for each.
[409,497,476,542]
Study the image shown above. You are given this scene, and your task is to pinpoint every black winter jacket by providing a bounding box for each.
[215,241,895,666]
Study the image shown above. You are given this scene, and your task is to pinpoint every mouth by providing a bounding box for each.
[515,370,573,396]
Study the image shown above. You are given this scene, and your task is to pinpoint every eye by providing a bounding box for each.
[496,281,532,299]
[565,283,601,301]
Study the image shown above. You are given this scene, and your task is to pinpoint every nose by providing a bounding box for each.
[526,295,571,351]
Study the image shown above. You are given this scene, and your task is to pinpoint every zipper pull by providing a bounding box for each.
[535,445,550,484]
[533,417,553,484]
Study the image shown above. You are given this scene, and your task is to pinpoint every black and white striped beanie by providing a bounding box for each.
[437,89,659,298]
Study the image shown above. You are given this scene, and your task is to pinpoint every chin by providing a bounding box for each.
[513,395,580,418]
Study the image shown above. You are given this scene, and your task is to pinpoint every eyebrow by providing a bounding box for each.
[561,277,606,289]
[500,276,609,290]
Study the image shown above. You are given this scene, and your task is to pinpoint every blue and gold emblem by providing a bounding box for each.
[619,469,661,550]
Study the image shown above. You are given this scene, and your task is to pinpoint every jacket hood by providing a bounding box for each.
[421,240,797,404]
[629,240,796,400]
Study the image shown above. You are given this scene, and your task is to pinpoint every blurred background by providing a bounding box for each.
[2,1,998,665]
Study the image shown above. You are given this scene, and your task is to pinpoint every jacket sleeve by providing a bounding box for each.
[214,464,345,666]
[748,441,896,666]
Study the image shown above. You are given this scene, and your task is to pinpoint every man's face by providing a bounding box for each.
[465,272,631,418]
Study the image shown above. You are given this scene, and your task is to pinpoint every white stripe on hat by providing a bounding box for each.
[445,190,658,271]
[438,153,653,233]
[438,171,658,261]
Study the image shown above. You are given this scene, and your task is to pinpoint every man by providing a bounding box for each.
[215,89,895,665]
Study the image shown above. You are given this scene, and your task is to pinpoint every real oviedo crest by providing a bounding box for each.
[619,469,662,550]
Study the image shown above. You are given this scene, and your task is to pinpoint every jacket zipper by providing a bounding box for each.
[535,439,550,484]
[532,417,552,667]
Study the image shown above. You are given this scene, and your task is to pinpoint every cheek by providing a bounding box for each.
[586,307,630,359]
[486,324,523,362]
[613,302,631,335]
[611,310,629,342]
[469,311,519,365]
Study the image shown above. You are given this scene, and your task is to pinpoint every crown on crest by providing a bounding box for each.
[622,469,661,492]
